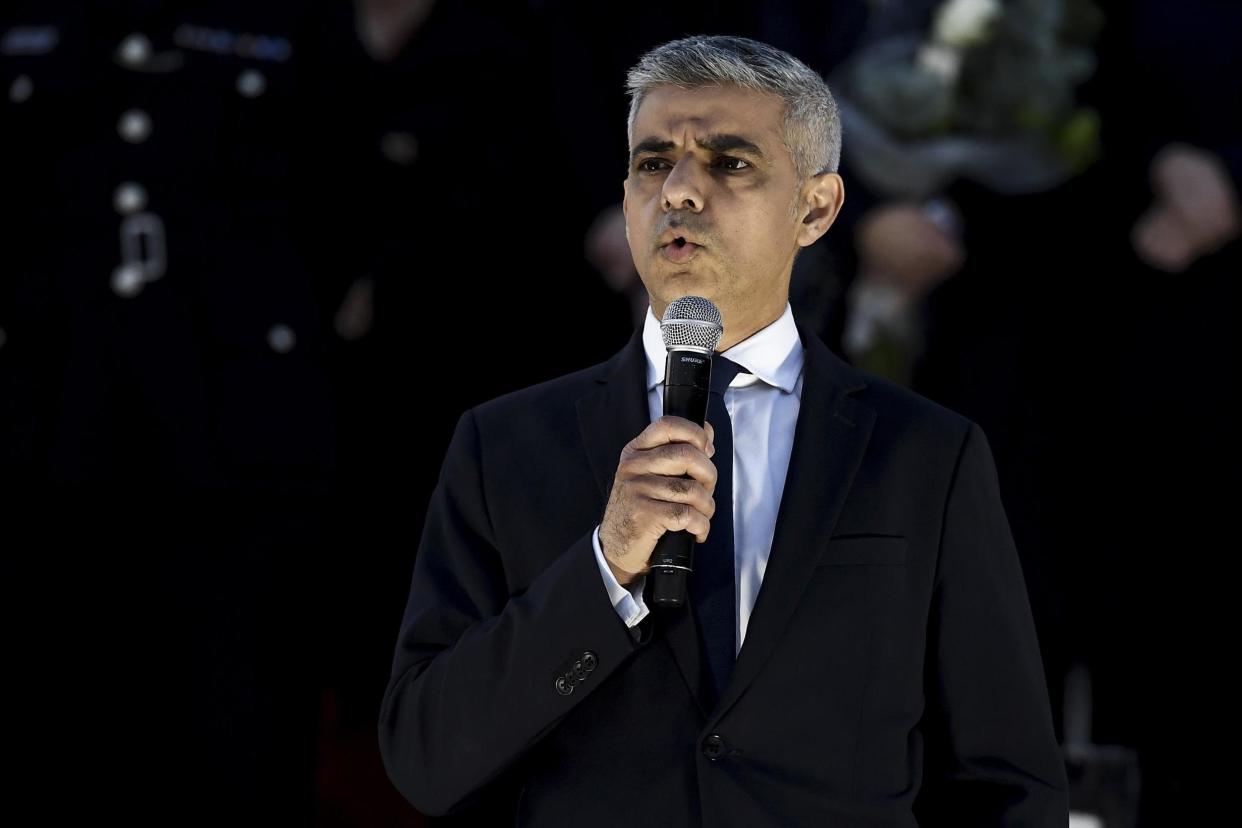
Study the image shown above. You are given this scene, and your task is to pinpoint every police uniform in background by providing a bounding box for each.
[1,1,369,820]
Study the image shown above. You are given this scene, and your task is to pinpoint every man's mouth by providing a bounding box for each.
[660,236,701,263]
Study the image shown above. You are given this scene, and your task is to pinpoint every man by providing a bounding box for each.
[379,35,1068,825]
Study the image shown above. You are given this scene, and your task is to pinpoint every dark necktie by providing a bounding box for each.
[689,353,750,704]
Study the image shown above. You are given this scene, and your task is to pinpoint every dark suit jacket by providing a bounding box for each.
[379,318,1068,826]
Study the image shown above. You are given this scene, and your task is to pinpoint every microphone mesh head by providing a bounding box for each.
[660,296,723,352]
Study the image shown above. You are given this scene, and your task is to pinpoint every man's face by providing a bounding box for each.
[622,84,823,343]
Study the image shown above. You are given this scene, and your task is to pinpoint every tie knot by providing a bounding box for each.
[710,354,750,395]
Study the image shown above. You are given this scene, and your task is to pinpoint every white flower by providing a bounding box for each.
[916,42,963,83]
[932,0,1002,48]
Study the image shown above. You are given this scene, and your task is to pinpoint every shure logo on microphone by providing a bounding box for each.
[680,356,706,365]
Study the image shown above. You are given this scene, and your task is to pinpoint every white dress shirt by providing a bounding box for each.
[592,303,805,655]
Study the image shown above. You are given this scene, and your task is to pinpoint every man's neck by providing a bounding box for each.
[718,309,785,352]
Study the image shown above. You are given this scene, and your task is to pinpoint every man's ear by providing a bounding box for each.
[796,172,845,248]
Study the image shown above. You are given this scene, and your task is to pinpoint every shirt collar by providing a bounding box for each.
[641,302,804,393]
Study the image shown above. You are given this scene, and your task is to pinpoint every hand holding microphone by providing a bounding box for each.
[598,296,725,607]
[597,415,718,587]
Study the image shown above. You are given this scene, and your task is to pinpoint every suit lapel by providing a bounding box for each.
[711,322,875,722]
[575,328,712,717]
[576,328,648,504]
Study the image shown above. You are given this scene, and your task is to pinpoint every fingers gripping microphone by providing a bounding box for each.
[650,296,724,608]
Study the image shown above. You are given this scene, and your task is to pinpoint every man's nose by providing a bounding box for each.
[661,157,705,213]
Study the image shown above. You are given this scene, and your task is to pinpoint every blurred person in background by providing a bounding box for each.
[729,9,1235,825]
[1076,0,1240,823]
[1,0,371,821]
[824,0,1109,761]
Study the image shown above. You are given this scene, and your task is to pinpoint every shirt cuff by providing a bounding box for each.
[592,525,650,628]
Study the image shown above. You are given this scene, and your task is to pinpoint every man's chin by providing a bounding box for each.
[639,267,721,305]
[645,285,715,310]
[652,265,714,286]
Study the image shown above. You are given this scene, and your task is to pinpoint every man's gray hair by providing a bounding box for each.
[625,35,841,180]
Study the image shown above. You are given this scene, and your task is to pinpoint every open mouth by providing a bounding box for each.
[661,236,701,263]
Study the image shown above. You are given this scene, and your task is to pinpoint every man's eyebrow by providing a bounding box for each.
[630,138,675,165]
[629,134,766,165]
[698,134,765,159]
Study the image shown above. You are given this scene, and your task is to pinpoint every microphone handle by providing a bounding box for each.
[649,350,711,608]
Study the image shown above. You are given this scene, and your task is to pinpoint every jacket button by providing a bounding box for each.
[702,734,727,761]
[572,660,588,680]
[581,651,598,672]
[554,676,574,696]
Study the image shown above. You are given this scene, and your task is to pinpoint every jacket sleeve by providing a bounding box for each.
[913,422,1070,825]
[377,407,646,816]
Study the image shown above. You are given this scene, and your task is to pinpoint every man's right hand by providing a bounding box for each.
[598,416,718,586]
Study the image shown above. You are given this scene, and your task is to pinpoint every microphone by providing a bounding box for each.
[649,296,724,609]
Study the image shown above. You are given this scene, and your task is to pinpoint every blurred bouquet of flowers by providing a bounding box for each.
[833,0,1104,200]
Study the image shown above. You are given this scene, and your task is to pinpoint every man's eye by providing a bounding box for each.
[635,157,749,173]
[716,157,750,171]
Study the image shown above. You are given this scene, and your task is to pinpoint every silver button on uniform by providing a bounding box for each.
[236,69,267,98]
[113,182,148,215]
[117,109,153,143]
[117,33,152,67]
[111,263,145,298]
[267,324,296,354]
